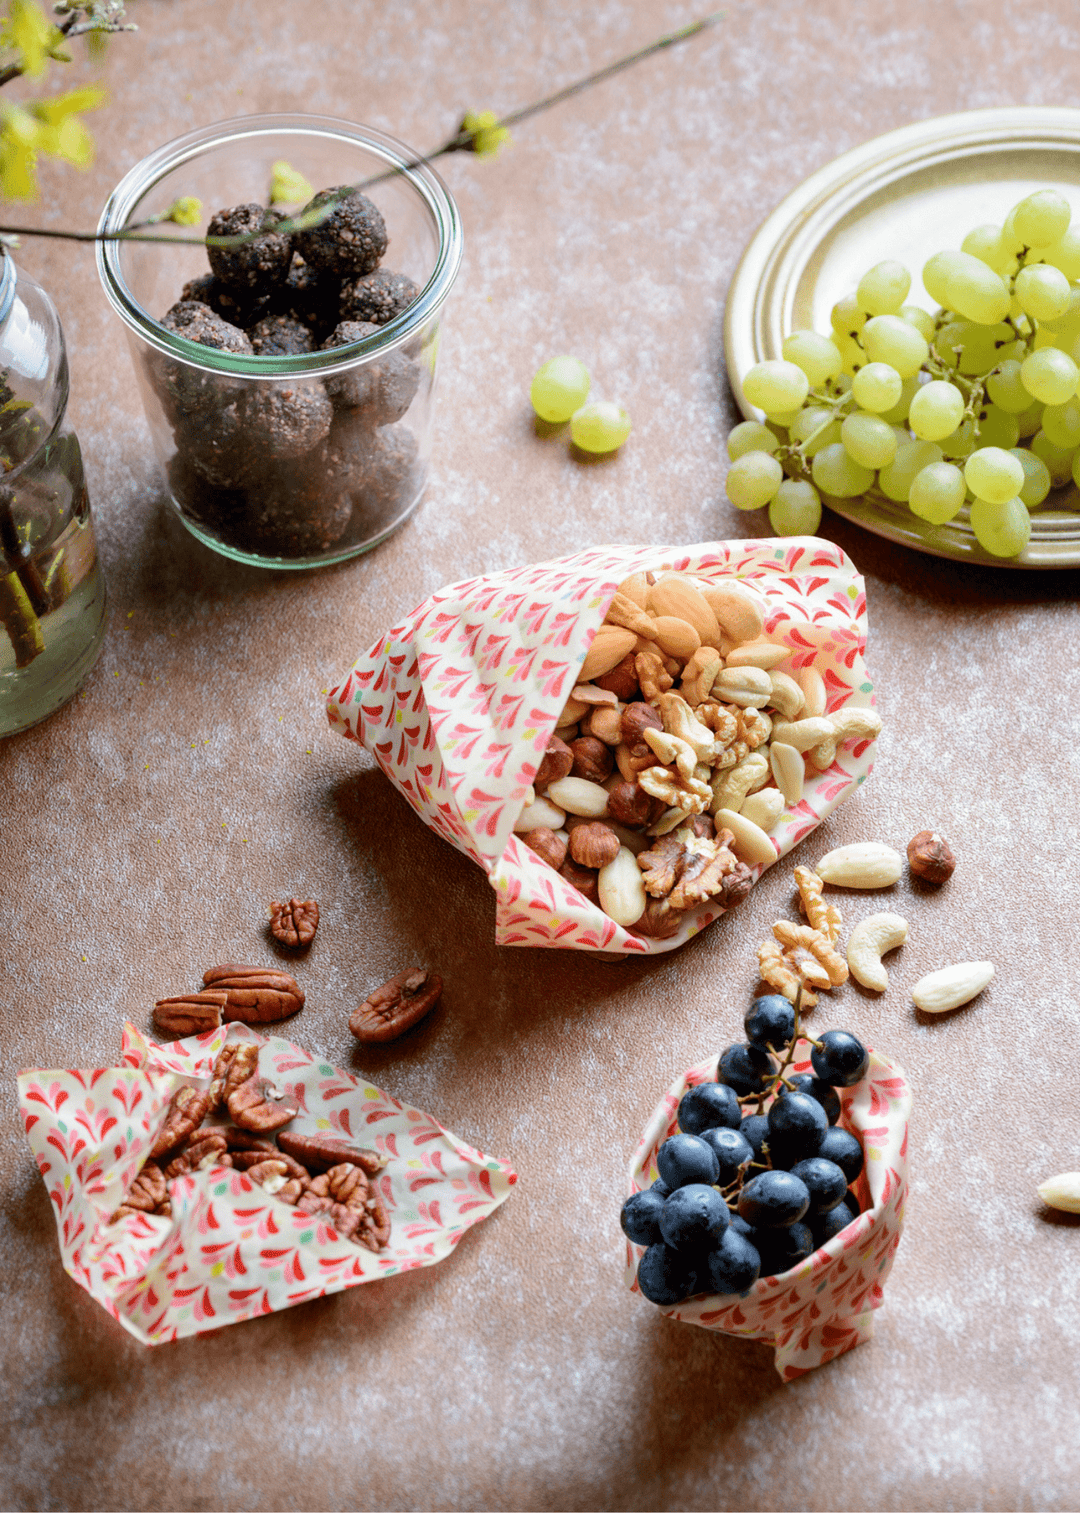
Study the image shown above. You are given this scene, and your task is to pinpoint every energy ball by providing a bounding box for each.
[206,203,294,292]
[154,304,252,423]
[339,268,419,326]
[294,187,387,276]
[243,446,354,557]
[161,300,253,355]
[347,425,420,541]
[320,320,420,423]
[273,254,343,339]
[240,383,333,459]
[175,400,252,490]
[248,313,316,357]
[179,274,272,330]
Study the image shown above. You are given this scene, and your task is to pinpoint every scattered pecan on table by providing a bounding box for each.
[269,897,320,948]
[349,968,443,1043]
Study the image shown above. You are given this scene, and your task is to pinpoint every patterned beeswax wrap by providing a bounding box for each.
[18,1022,516,1346]
[625,1045,911,1380]
[326,539,878,955]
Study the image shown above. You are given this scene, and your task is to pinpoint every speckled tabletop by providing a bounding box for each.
[3,2,1080,1510]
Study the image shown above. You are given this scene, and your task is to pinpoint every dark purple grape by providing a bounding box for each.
[810,1198,858,1247]
[739,1113,769,1162]
[810,1029,869,1087]
[744,994,796,1051]
[738,1170,810,1228]
[706,1226,761,1294]
[766,1091,828,1166]
[636,1242,698,1306]
[817,1126,864,1183]
[718,1042,775,1097]
[790,1157,849,1214]
[757,1220,815,1276]
[677,1081,741,1135]
[655,1133,720,1190]
[729,1213,760,1243]
[620,1189,666,1246]
[785,1072,841,1125]
[650,1178,671,1198]
[659,1183,730,1250]
[699,1126,754,1185]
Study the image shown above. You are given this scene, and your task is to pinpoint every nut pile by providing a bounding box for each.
[516,570,883,938]
[110,1039,391,1252]
[153,189,423,559]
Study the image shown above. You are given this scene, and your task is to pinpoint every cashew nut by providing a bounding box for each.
[767,670,805,720]
[710,750,770,814]
[846,912,909,991]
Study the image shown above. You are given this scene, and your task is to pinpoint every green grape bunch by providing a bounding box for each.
[725,188,1080,559]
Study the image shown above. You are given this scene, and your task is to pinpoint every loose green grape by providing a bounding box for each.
[961,224,1011,274]
[1030,429,1077,486]
[964,446,1025,503]
[1012,189,1072,249]
[974,405,1020,452]
[879,439,944,501]
[851,362,902,413]
[743,360,810,415]
[727,421,781,460]
[908,380,965,441]
[810,441,874,498]
[789,406,842,457]
[900,305,936,341]
[861,315,928,377]
[923,249,1010,325]
[940,418,977,460]
[1014,263,1072,322]
[879,374,919,425]
[986,359,1031,413]
[569,401,631,453]
[841,411,898,470]
[856,260,911,316]
[769,478,822,536]
[1020,347,1080,405]
[1040,228,1080,281]
[830,293,867,339]
[908,461,967,524]
[970,495,1032,557]
[1016,399,1045,439]
[530,356,590,422]
[1039,397,1080,449]
[1010,447,1052,507]
[726,450,783,509]
[782,331,843,387]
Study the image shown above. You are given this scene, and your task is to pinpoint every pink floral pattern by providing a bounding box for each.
[326,539,878,954]
[624,1044,911,1380]
[18,1023,516,1346]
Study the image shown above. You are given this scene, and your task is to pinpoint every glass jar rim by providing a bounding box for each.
[95,112,463,377]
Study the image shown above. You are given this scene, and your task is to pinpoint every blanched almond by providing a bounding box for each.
[617,571,649,609]
[769,741,804,805]
[815,842,903,888]
[1037,1173,1080,1213]
[725,640,789,671]
[714,808,777,866]
[911,961,994,1013]
[598,846,647,926]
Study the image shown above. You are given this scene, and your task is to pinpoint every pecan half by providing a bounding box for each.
[221,1127,278,1153]
[324,1162,370,1210]
[152,991,227,1038]
[208,1041,259,1110]
[245,1159,292,1194]
[164,1130,231,1178]
[226,1077,301,1133]
[149,1086,212,1159]
[118,1160,167,1212]
[201,964,305,1024]
[269,898,320,948]
[277,1131,385,1175]
[349,968,443,1043]
[230,1147,309,1181]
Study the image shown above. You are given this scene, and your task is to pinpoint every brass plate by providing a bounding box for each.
[724,106,1080,568]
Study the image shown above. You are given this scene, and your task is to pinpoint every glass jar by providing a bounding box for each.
[0,253,106,736]
[96,114,463,569]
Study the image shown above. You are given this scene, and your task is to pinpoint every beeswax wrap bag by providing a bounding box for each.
[18,1022,516,1345]
[327,539,878,955]
[625,1044,911,1380]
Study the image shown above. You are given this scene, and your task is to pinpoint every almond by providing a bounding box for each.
[646,577,723,649]
[911,960,994,1013]
[1036,1173,1080,1214]
[699,583,765,645]
[651,615,701,661]
[580,624,637,681]
[617,571,650,609]
[815,842,903,888]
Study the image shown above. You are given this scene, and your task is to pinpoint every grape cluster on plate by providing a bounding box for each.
[621,993,868,1306]
[726,188,1080,559]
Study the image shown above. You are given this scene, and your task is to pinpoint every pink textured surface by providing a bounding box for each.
[1,1,1079,1509]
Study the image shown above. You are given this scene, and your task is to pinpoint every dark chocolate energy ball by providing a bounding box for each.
[240,383,333,460]
[294,187,387,276]
[248,313,316,357]
[161,300,254,355]
[339,268,419,326]
[206,203,294,292]
[320,321,420,423]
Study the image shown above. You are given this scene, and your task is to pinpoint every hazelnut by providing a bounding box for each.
[594,652,640,701]
[522,826,568,871]
[685,813,715,840]
[607,780,659,829]
[559,857,601,905]
[535,736,574,792]
[570,736,613,784]
[586,704,623,746]
[568,822,621,870]
[620,701,663,745]
[907,829,956,885]
[628,897,686,939]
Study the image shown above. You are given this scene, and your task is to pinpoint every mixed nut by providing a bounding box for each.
[516,569,883,937]
[111,1038,391,1252]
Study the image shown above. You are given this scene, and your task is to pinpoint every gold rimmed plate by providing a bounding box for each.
[723,106,1080,568]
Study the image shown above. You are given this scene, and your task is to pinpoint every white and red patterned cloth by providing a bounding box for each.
[327,539,879,954]
[625,1045,912,1380]
[18,1023,516,1345]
